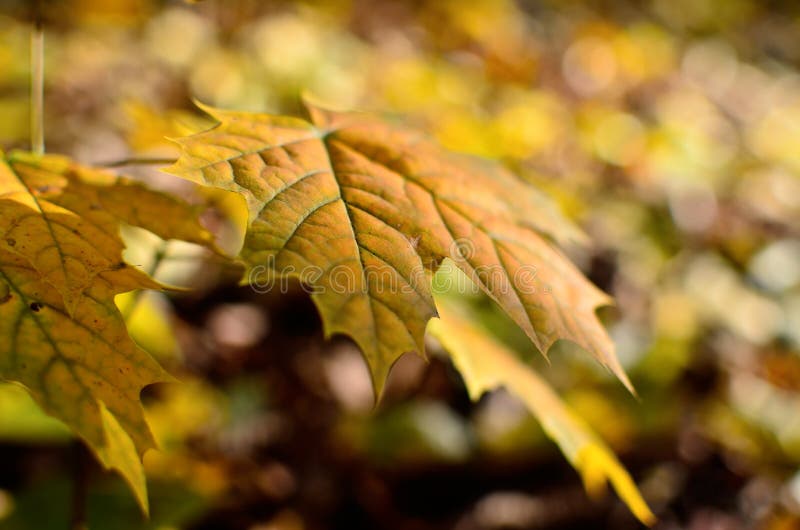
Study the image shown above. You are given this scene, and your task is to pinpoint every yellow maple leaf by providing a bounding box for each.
[0,151,216,514]
[166,100,631,395]
[429,295,655,525]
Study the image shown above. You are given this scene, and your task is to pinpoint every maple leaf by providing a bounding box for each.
[429,294,655,525]
[0,152,214,314]
[0,151,215,514]
[167,101,632,394]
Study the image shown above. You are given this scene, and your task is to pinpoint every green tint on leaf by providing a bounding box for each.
[167,100,632,395]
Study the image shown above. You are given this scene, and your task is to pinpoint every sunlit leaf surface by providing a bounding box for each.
[167,101,631,394]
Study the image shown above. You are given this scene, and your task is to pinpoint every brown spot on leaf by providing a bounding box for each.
[29,302,43,312]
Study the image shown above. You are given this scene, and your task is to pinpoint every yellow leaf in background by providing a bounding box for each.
[117,290,180,361]
[0,151,218,514]
[429,296,655,526]
[166,100,631,396]
[123,101,213,154]
[196,186,249,257]
[0,382,70,442]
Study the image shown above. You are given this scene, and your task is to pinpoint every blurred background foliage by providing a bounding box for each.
[1,0,800,529]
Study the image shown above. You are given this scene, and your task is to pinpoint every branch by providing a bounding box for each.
[30,8,44,154]
[99,157,177,168]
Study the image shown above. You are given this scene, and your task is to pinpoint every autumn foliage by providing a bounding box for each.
[1,1,799,529]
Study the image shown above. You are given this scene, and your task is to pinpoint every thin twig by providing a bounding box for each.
[98,157,177,168]
[30,13,44,155]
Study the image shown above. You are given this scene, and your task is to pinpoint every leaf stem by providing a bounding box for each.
[30,15,44,155]
[99,157,177,168]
